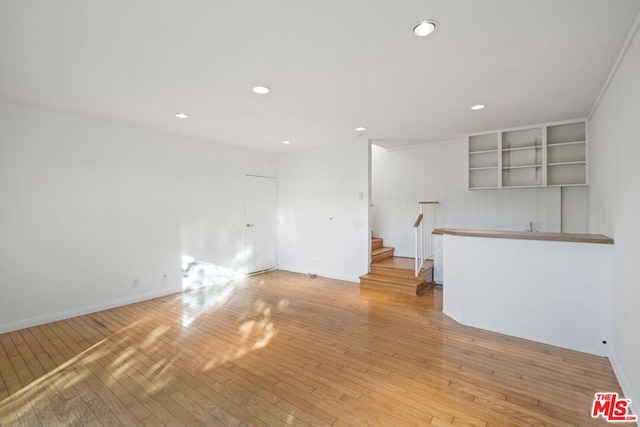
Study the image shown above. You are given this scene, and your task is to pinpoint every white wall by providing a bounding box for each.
[372,140,588,257]
[0,101,276,333]
[588,21,640,415]
[278,141,369,282]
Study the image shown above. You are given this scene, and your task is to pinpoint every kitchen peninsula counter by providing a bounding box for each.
[435,227,613,356]
[433,228,613,244]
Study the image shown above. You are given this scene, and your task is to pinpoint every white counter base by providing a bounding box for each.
[442,234,612,356]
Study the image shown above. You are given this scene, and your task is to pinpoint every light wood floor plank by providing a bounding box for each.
[227,362,337,425]
[0,271,624,426]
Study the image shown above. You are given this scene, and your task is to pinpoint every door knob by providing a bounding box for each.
[246,224,254,227]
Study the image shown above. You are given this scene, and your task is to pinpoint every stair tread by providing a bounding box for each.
[372,246,394,255]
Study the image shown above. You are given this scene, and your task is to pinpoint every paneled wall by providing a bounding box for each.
[588,20,640,416]
[372,139,588,257]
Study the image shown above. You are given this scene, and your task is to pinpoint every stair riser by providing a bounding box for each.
[360,277,423,290]
[372,240,383,250]
[371,266,433,280]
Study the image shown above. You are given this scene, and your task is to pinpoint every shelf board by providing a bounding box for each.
[469,186,499,190]
[502,184,543,188]
[502,145,542,152]
[469,149,498,155]
[502,164,543,170]
[547,183,587,187]
[469,166,498,171]
[547,140,586,147]
[548,161,586,166]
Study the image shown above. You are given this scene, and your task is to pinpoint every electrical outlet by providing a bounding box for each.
[162,272,167,281]
[132,278,139,288]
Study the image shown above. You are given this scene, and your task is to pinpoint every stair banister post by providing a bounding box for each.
[413,213,424,276]
[421,203,426,272]
[415,225,419,276]
[418,201,439,261]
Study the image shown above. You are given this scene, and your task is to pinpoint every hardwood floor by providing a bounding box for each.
[0,271,622,426]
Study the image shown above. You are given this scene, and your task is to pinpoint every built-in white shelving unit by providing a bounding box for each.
[468,133,499,189]
[468,120,587,189]
[547,121,587,187]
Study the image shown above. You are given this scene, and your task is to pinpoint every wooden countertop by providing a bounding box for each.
[432,228,614,244]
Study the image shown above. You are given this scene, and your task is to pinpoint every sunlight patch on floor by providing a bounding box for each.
[0,273,293,424]
[181,255,245,291]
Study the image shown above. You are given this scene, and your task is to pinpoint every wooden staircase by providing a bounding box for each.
[360,237,434,296]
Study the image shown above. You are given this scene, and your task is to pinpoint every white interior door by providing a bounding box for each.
[245,175,277,274]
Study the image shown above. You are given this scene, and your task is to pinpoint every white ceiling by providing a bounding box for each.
[1,0,639,153]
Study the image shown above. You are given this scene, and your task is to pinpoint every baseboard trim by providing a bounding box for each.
[0,269,361,334]
[610,351,639,425]
[0,287,178,334]
[277,266,360,284]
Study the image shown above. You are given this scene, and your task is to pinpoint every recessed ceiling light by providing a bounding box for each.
[413,20,438,37]
[354,127,367,132]
[470,104,486,111]
[252,86,270,94]
[174,112,189,119]
[281,140,291,145]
